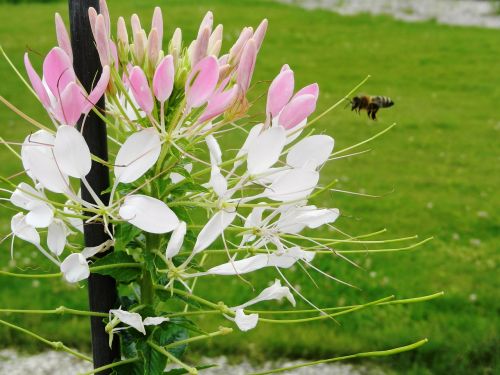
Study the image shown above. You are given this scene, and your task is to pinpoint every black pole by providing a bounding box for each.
[68,1,120,373]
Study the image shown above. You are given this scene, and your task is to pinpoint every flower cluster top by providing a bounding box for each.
[11,0,341,333]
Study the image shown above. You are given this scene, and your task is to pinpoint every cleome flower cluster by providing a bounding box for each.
[0,0,436,373]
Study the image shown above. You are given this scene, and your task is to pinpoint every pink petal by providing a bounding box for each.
[99,0,111,35]
[129,66,154,114]
[95,14,110,66]
[199,84,239,123]
[294,83,319,100]
[131,14,142,36]
[191,26,210,66]
[281,64,291,72]
[147,28,160,65]
[198,11,213,34]
[83,65,110,114]
[228,27,253,64]
[152,6,163,50]
[237,39,257,94]
[278,94,317,130]
[43,47,75,97]
[185,56,219,109]
[88,7,98,36]
[208,24,223,56]
[109,40,119,67]
[55,13,73,62]
[253,19,268,51]
[24,53,51,108]
[153,55,174,103]
[266,68,294,118]
[55,82,86,126]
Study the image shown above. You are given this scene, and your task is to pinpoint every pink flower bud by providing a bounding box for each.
[266,68,294,118]
[117,16,128,46]
[228,27,253,64]
[147,28,160,65]
[253,19,268,51]
[54,82,86,126]
[191,26,210,66]
[133,29,147,65]
[294,83,319,100]
[185,56,219,109]
[99,0,111,35]
[88,7,98,36]
[95,14,111,66]
[152,7,163,51]
[208,24,223,56]
[199,11,213,35]
[153,55,174,103]
[278,94,317,130]
[55,13,73,62]
[129,66,154,114]
[131,14,142,36]
[237,39,257,94]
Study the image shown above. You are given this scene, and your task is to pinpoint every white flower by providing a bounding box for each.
[47,219,68,256]
[235,280,296,309]
[110,308,169,335]
[233,309,258,332]
[10,183,53,228]
[246,126,286,175]
[53,125,91,178]
[193,209,237,254]
[60,253,89,283]
[286,135,334,170]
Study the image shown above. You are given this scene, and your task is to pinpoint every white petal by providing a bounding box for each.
[265,168,319,202]
[11,213,40,244]
[237,124,264,160]
[234,309,258,331]
[81,240,114,258]
[47,219,67,256]
[143,317,169,326]
[26,203,53,228]
[206,134,222,166]
[208,165,227,198]
[60,253,90,283]
[10,183,45,210]
[287,135,334,170]
[247,126,286,175]
[64,202,84,233]
[165,221,186,259]
[169,172,185,184]
[236,280,295,309]
[22,131,69,193]
[207,254,269,275]
[119,194,179,234]
[114,128,162,184]
[193,210,236,254]
[110,309,146,334]
[53,125,92,178]
[297,208,340,229]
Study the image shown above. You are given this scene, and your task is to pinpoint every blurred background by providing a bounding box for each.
[0,0,498,374]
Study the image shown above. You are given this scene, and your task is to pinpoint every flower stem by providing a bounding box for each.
[0,318,92,362]
[78,357,140,375]
[249,339,428,375]
[148,341,198,374]
[0,306,108,318]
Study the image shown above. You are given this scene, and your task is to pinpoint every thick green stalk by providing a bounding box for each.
[142,233,160,305]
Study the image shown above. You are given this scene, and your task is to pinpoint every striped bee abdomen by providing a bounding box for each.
[372,96,394,108]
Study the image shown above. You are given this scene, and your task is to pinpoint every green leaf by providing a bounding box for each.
[153,320,189,359]
[163,364,216,374]
[115,223,142,252]
[139,341,168,375]
[112,360,144,375]
[91,251,141,283]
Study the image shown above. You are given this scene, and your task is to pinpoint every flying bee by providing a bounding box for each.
[350,95,394,120]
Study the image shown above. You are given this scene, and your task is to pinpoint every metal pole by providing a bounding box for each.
[68,1,120,372]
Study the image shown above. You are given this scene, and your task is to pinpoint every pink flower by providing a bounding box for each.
[185,56,219,110]
[24,47,110,126]
[266,65,319,129]
[129,66,154,114]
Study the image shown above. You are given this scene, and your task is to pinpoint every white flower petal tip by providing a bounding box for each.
[287,135,334,170]
[119,194,179,234]
[47,219,67,256]
[54,125,92,178]
[234,309,258,332]
[143,317,169,326]
[114,128,162,184]
[247,126,286,175]
[165,221,187,259]
[110,309,146,335]
[193,210,237,254]
[60,253,90,283]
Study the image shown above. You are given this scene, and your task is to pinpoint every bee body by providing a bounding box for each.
[351,95,394,120]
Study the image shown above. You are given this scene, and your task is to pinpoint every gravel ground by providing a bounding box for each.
[276,0,500,28]
[0,350,387,375]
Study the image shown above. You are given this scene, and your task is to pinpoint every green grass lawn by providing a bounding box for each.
[0,1,498,374]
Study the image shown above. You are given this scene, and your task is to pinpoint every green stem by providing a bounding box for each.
[163,327,233,349]
[249,339,428,375]
[79,357,140,375]
[142,233,160,305]
[148,341,198,374]
[0,318,92,362]
[0,306,108,317]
